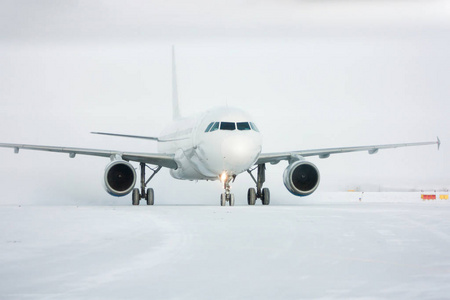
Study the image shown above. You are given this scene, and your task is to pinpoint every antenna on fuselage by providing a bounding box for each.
[172,45,181,120]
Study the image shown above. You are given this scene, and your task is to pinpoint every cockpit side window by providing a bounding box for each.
[220,122,236,131]
[210,122,220,132]
[237,122,251,131]
[205,122,214,132]
[250,122,260,132]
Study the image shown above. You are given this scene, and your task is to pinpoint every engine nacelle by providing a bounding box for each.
[104,160,136,197]
[283,160,320,197]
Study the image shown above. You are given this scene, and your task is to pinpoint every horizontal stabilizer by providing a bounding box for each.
[91,132,159,141]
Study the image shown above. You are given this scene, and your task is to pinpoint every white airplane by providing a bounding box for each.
[0,48,441,206]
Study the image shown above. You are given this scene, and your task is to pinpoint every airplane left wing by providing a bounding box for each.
[256,137,440,165]
[0,143,178,169]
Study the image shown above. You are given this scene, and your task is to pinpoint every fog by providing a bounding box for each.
[0,0,449,205]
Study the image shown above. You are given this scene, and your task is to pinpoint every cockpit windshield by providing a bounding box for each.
[220,122,236,131]
[205,121,258,133]
[237,122,251,131]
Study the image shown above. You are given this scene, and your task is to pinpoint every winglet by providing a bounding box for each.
[437,136,441,150]
[172,46,181,120]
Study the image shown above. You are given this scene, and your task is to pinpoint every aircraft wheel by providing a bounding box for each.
[248,188,256,205]
[146,188,154,205]
[229,194,235,206]
[220,193,226,206]
[262,188,270,205]
[132,188,140,205]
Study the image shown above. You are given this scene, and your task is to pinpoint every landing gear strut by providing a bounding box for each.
[220,174,236,206]
[132,162,161,206]
[247,164,270,205]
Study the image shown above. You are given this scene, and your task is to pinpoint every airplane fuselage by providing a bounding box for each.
[157,107,262,181]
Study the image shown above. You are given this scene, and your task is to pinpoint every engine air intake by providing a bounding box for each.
[104,160,136,196]
[283,160,320,197]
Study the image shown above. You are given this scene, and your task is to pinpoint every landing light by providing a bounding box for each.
[220,172,228,183]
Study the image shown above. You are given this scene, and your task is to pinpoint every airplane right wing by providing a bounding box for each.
[0,143,178,169]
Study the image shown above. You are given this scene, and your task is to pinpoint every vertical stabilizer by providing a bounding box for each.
[172,46,181,120]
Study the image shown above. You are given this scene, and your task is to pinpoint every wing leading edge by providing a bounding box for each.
[0,143,177,169]
[256,137,441,165]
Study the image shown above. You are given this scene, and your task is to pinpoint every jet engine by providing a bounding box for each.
[104,159,136,196]
[283,160,320,196]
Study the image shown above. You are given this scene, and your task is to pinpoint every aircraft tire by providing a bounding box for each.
[262,188,270,205]
[248,188,256,205]
[229,194,235,206]
[146,188,154,205]
[220,193,226,206]
[132,188,140,205]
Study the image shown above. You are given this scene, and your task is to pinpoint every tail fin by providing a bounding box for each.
[172,46,181,120]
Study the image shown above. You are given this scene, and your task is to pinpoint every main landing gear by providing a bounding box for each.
[220,174,236,206]
[132,162,161,206]
[247,164,270,205]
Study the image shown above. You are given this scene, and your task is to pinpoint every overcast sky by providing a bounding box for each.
[0,0,449,205]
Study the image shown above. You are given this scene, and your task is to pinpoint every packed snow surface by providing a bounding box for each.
[1,193,450,299]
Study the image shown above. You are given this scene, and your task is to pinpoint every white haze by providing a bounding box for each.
[0,0,449,206]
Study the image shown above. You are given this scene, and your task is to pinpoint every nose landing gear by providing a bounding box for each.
[220,173,236,206]
[247,164,270,205]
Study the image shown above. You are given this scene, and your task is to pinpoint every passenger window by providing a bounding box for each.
[210,122,220,132]
[237,122,251,131]
[205,122,214,132]
[250,122,260,132]
[220,122,236,131]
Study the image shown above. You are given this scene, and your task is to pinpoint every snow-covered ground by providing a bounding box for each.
[1,193,450,299]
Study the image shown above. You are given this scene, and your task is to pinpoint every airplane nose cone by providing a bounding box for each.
[222,135,261,174]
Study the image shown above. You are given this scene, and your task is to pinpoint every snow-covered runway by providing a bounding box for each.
[1,196,450,299]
